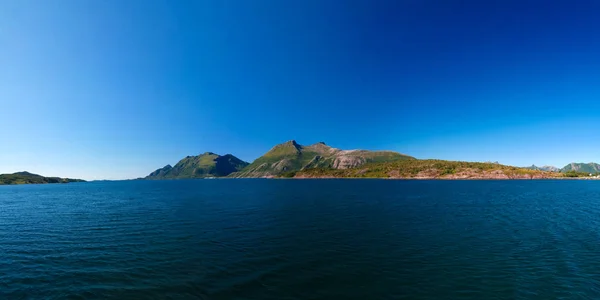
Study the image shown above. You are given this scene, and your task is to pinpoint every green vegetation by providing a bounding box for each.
[232,140,415,178]
[292,159,564,179]
[563,170,594,178]
[262,140,302,157]
[0,172,85,185]
[144,140,600,180]
[146,152,249,179]
[280,171,297,178]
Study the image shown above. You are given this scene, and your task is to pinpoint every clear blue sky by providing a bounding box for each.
[2,0,600,180]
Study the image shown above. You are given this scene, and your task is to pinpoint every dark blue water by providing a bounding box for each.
[2,180,600,299]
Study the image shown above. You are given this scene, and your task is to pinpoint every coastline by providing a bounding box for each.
[288,176,590,180]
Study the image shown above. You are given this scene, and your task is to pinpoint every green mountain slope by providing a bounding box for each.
[294,160,563,179]
[146,152,249,179]
[0,171,85,185]
[561,163,600,174]
[232,140,415,178]
[147,165,173,178]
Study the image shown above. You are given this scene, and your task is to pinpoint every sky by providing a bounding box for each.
[1,0,600,180]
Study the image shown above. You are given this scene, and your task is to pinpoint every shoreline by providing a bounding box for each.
[288,176,595,180]
[6,177,600,185]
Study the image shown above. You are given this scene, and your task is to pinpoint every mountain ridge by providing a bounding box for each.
[561,162,600,174]
[231,140,415,178]
[525,165,561,172]
[146,152,249,179]
[143,141,600,180]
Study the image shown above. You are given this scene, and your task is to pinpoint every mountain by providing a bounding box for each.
[0,172,85,185]
[294,160,563,179]
[561,163,600,174]
[232,140,415,178]
[525,165,560,172]
[148,165,173,178]
[146,152,249,179]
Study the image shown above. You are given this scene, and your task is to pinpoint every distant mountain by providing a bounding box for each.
[561,163,600,174]
[146,152,249,179]
[525,165,560,172]
[0,172,85,185]
[232,140,415,178]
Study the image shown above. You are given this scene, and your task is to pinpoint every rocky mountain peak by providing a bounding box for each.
[233,140,415,178]
[286,140,301,148]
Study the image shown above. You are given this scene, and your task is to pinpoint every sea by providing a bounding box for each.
[1,179,600,299]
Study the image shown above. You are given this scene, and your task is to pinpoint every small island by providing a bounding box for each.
[0,172,85,185]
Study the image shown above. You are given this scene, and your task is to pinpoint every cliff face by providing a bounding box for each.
[231,140,415,178]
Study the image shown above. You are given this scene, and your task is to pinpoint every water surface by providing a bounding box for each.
[2,180,600,299]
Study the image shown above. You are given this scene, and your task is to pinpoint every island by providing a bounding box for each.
[0,172,86,185]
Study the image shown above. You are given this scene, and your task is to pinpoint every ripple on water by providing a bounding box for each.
[2,180,600,299]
